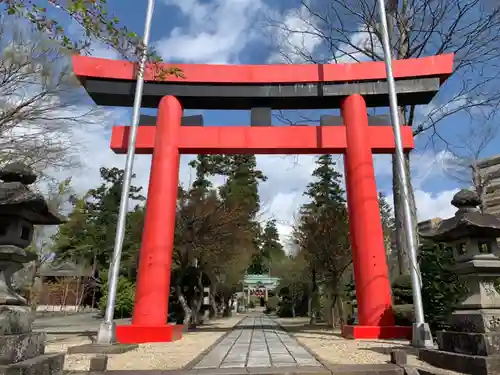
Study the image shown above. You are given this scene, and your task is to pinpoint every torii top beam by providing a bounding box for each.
[72,54,454,110]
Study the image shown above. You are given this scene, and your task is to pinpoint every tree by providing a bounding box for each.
[52,167,145,277]
[172,156,258,325]
[294,155,351,325]
[0,17,102,172]
[173,186,253,325]
[269,0,500,275]
[248,219,285,275]
[21,177,74,309]
[207,155,268,275]
[274,254,310,317]
[379,192,399,277]
[419,242,467,331]
[3,0,179,74]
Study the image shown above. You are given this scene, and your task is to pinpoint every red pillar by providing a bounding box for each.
[341,94,411,340]
[116,96,184,343]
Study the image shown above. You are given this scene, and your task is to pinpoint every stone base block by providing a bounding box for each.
[0,332,46,365]
[0,306,34,335]
[419,348,500,375]
[449,309,500,333]
[325,364,404,375]
[437,330,500,356]
[115,324,183,343]
[0,352,64,375]
[341,325,412,340]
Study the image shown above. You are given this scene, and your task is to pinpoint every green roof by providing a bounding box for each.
[243,274,280,288]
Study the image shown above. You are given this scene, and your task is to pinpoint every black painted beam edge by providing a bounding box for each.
[139,114,203,126]
[135,114,392,127]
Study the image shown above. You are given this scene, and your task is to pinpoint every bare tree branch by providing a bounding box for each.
[0,17,111,175]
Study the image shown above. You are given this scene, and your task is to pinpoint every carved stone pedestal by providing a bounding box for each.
[420,330,500,375]
[418,190,500,375]
[0,306,64,375]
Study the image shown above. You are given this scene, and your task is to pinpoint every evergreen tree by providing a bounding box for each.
[248,219,285,274]
[216,155,267,274]
[261,219,285,262]
[295,155,351,323]
[52,167,145,277]
[379,192,395,234]
[188,155,214,199]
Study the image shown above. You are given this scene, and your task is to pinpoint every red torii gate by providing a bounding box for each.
[73,54,454,344]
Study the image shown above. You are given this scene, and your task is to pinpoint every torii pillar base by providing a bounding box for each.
[116,324,183,344]
[341,325,412,340]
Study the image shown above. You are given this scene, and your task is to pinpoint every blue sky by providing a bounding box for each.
[7,0,500,247]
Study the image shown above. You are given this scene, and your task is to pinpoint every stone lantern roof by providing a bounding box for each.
[420,189,500,242]
[0,163,63,225]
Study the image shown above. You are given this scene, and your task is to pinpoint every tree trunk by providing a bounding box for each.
[309,269,317,324]
[209,291,217,318]
[176,286,192,326]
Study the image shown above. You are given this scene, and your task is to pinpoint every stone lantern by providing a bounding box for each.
[419,189,500,375]
[0,163,65,375]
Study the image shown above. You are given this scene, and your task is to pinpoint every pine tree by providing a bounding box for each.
[218,155,267,273]
[379,192,395,234]
[188,155,213,199]
[248,219,285,275]
[52,167,145,276]
[295,155,351,324]
[261,219,285,262]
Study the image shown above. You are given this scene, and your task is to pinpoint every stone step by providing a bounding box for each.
[0,352,64,375]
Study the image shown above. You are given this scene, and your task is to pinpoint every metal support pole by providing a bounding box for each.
[376,0,434,348]
[96,0,156,345]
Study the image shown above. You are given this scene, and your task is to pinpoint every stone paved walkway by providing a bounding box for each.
[193,315,323,369]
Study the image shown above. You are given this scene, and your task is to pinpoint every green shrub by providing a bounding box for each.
[265,296,278,313]
[393,304,413,326]
[420,242,468,331]
[277,300,294,317]
[392,274,413,305]
[99,276,136,318]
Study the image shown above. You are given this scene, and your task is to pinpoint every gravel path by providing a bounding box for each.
[46,315,243,371]
[275,317,466,374]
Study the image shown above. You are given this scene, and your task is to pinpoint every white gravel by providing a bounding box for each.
[46,315,243,371]
[275,317,466,375]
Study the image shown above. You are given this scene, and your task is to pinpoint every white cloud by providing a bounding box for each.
[267,5,323,63]
[333,24,382,63]
[254,151,457,252]
[39,3,463,256]
[156,0,266,64]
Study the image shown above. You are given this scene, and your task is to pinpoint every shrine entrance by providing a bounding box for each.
[72,54,454,344]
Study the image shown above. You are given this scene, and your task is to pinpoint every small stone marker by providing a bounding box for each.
[390,349,407,365]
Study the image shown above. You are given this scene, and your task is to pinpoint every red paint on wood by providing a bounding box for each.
[131,96,182,329]
[110,125,414,155]
[342,95,394,327]
[72,54,454,84]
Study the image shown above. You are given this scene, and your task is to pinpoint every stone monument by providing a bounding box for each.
[0,163,65,375]
[419,189,500,375]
